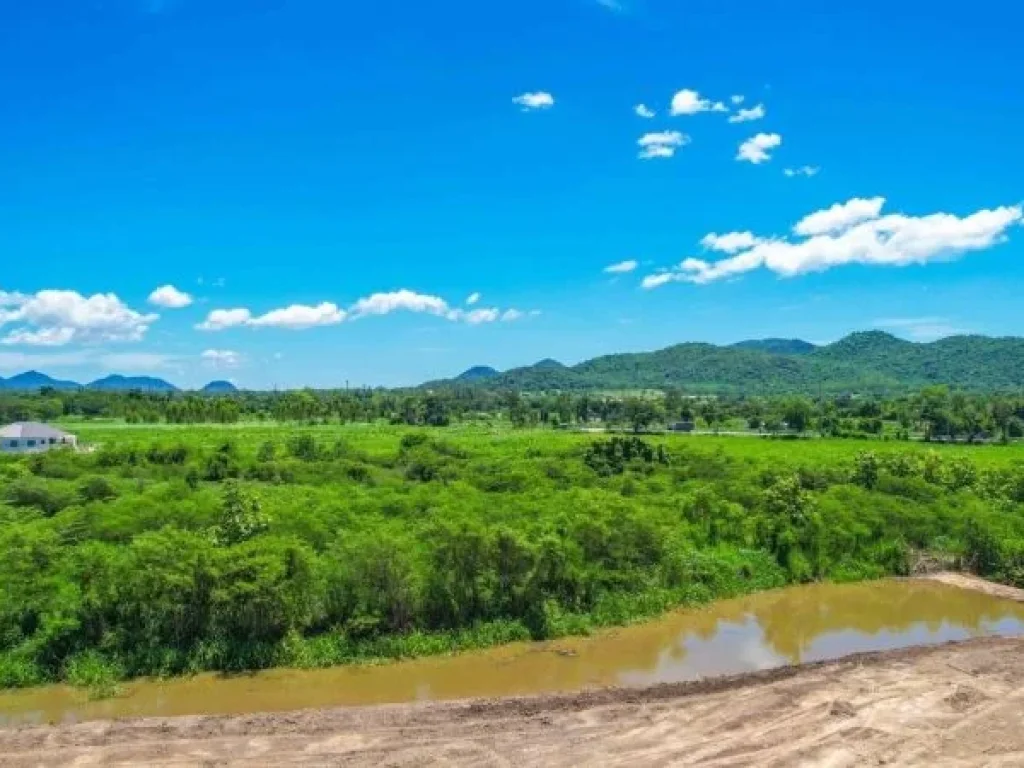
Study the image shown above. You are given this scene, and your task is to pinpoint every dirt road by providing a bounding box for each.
[4,634,1024,767]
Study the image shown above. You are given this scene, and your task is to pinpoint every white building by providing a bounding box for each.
[0,422,77,454]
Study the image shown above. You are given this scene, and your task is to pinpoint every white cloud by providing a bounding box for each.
[501,309,525,322]
[513,91,554,111]
[596,0,625,11]
[201,349,243,368]
[0,289,158,346]
[198,289,529,332]
[604,259,639,274]
[873,317,966,342]
[641,272,675,290]
[250,302,345,330]
[642,198,1023,287]
[728,104,766,123]
[638,130,690,159]
[784,166,820,178]
[634,104,656,119]
[736,132,782,164]
[196,308,253,331]
[197,303,344,331]
[794,197,885,236]
[670,89,727,116]
[349,290,451,319]
[461,308,500,324]
[700,232,764,254]
[731,94,745,105]
[148,284,193,308]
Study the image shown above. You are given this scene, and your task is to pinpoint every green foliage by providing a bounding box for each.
[0,423,1022,690]
[215,482,271,546]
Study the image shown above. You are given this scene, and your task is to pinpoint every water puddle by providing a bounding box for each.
[3,579,1023,725]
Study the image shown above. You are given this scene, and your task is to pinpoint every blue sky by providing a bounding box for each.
[1,0,1022,388]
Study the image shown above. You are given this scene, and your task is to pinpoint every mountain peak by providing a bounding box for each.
[87,375,178,392]
[455,366,499,382]
[201,380,239,394]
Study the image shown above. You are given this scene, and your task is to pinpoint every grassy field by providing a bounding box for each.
[2,422,1023,692]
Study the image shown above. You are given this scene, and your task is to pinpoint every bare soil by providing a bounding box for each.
[5,575,1024,767]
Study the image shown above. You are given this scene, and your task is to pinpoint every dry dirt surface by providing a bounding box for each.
[5,635,1024,767]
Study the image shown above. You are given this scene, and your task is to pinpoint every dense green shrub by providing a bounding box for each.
[0,425,1022,690]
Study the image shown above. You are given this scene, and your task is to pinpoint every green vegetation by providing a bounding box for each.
[426,331,1024,393]
[1,421,1023,692]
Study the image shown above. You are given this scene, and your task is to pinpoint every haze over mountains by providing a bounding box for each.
[424,332,1024,394]
[0,372,239,393]
[4,332,1024,394]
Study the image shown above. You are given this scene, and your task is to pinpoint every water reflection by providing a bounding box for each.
[2,579,1023,726]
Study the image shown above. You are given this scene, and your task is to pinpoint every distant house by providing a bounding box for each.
[670,421,696,433]
[0,422,77,454]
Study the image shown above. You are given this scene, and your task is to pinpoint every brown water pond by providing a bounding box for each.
[3,579,1024,726]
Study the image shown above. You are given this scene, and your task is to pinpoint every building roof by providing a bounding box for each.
[0,422,74,440]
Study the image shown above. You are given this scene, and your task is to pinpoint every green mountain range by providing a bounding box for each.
[424,332,1024,394]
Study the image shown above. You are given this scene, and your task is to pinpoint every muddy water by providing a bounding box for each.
[3,579,1024,726]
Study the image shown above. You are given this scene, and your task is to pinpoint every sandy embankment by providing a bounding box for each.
[3,573,1024,767]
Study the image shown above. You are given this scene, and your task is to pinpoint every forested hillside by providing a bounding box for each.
[426,332,1024,394]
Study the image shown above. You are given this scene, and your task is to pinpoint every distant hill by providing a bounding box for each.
[0,370,80,391]
[731,338,818,355]
[455,366,499,382]
[201,380,239,394]
[87,375,179,393]
[422,333,1024,394]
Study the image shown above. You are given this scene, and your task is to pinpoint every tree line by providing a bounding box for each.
[1,385,1022,442]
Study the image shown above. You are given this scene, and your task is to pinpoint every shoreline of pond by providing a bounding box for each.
[2,573,1024,730]
[3,633,1024,766]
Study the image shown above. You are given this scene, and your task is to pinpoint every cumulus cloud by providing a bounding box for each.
[634,103,656,119]
[736,132,782,164]
[670,89,727,116]
[349,290,451,319]
[198,289,531,332]
[731,94,745,105]
[195,308,253,331]
[700,232,764,254]
[148,284,193,308]
[197,303,344,331]
[201,349,243,368]
[513,91,554,111]
[784,166,820,178]
[728,104,766,123]
[638,130,690,159]
[0,289,158,346]
[794,197,885,236]
[501,309,525,322]
[249,303,345,330]
[604,259,639,274]
[641,198,1023,287]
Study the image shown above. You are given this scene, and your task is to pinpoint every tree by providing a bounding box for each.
[215,482,270,546]
[624,397,658,433]
[783,397,813,433]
